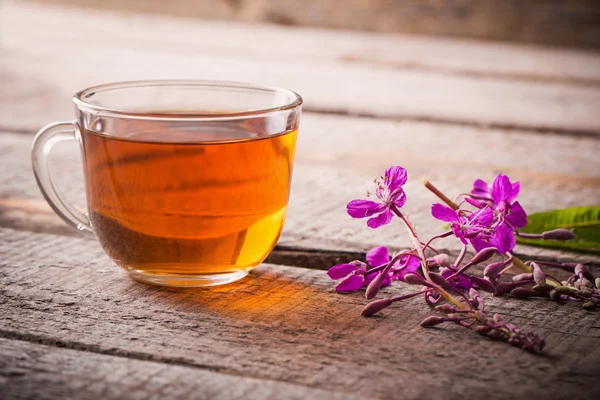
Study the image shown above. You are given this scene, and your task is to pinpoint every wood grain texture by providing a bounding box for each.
[2,2,600,134]
[28,0,600,49]
[0,338,361,400]
[0,227,599,400]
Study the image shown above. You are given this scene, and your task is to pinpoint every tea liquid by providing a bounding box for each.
[80,124,296,277]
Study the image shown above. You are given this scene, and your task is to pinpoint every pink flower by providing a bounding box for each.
[346,166,407,229]
[366,246,420,282]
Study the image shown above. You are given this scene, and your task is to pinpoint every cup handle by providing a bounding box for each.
[31,121,94,237]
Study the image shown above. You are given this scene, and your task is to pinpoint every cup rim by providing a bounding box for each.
[73,80,303,121]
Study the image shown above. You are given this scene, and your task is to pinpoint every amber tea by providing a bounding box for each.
[81,125,296,284]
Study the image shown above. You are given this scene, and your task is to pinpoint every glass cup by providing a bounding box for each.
[32,80,302,287]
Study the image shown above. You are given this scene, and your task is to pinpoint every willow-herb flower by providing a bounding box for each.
[346,166,407,228]
[329,166,592,354]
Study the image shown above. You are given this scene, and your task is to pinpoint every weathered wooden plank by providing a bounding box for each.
[2,2,600,133]
[33,0,600,49]
[12,0,600,80]
[0,227,599,400]
[0,338,360,400]
[1,112,599,264]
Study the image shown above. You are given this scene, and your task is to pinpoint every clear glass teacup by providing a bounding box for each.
[32,80,302,287]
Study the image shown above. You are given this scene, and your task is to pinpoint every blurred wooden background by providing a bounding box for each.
[31,0,600,48]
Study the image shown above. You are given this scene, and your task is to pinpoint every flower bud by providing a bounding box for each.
[582,301,597,310]
[474,311,487,322]
[494,282,516,295]
[549,289,562,301]
[541,229,575,241]
[512,273,533,282]
[554,286,577,297]
[510,288,539,299]
[532,284,552,293]
[361,298,392,317]
[484,261,506,278]
[532,263,546,286]
[470,247,497,265]
[574,264,593,280]
[420,316,447,327]
[365,271,387,300]
[435,304,456,313]
[429,272,453,290]
[467,276,495,293]
[404,273,425,285]
[473,325,491,335]
[427,254,449,267]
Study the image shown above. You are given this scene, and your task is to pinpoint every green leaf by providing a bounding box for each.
[516,206,600,254]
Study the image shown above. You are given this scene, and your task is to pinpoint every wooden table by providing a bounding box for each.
[1,2,599,399]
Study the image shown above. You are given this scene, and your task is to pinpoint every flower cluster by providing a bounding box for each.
[327,166,595,353]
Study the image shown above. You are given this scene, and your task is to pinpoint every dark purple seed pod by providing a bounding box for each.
[470,247,497,265]
[512,273,533,282]
[510,288,539,299]
[541,229,576,241]
[365,271,387,300]
[468,276,496,293]
[361,298,392,317]
[429,272,453,290]
[495,282,516,295]
[435,304,457,313]
[420,316,447,327]
[484,261,506,278]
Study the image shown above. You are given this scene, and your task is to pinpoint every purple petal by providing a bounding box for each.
[367,209,393,229]
[490,223,516,254]
[336,274,364,292]
[431,203,459,222]
[366,246,390,267]
[471,179,489,196]
[327,263,357,280]
[507,181,521,203]
[347,200,385,218]
[391,189,407,209]
[470,237,491,252]
[490,174,512,204]
[464,197,485,208]
[506,201,528,228]
[470,207,494,227]
[395,257,421,282]
[404,255,421,269]
[451,224,468,244]
[441,269,472,290]
[385,166,407,191]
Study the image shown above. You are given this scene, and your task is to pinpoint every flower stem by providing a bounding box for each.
[454,244,467,268]
[391,205,468,310]
[423,180,459,210]
[422,230,453,254]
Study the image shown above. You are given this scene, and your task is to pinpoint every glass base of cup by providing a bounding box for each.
[128,269,249,287]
